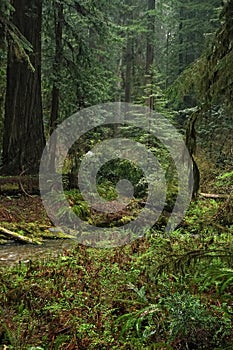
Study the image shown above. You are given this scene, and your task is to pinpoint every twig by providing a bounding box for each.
[19,170,34,198]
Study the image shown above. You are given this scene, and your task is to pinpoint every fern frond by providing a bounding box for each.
[202,267,233,294]
[157,248,233,276]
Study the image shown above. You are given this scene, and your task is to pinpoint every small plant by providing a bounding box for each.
[201,266,233,295]
[164,292,231,348]
[216,171,233,191]
[117,291,232,349]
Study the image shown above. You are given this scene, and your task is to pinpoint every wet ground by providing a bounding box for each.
[0,239,76,266]
[0,195,67,266]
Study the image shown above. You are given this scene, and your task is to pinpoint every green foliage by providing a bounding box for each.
[1,224,233,349]
[164,292,231,348]
[216,171,233,190]
[42,0,121,123]
[1,1,233,349]
[200,266,233,295]
[0,0,14,48]
[96,180,118,201]
[165,0,221,90]
[200,0,233,107]
[117,290,232,349]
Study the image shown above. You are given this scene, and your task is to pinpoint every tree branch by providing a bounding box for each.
[0,226,42,244]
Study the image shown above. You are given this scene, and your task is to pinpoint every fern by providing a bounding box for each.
[202,267,233,295]
[116,304,162,339]
[156,247,233,277]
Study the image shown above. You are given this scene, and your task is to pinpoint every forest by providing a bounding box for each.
[0,0,233,349]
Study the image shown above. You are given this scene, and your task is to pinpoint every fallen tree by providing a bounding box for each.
[0,226,42,244]
[200,193,231,199]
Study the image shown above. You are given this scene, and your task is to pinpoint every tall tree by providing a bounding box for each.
[49,0,63,136]
[1,0,45,175]
[145,0,155,109]
[124,31,133,103]
[201,0,233,107]
[165,0,221,90]
[145,0,155,75]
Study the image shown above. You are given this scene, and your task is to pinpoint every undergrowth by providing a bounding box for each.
[0,217,233,349]
[0,178,233,349]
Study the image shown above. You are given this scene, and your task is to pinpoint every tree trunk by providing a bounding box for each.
[145,0,155,75]
[1,0,45,175]
[50,0,63,135]
[49,0,63,173]
[145,0,155,109]
[125,33,133,103]
[178,5,185,74]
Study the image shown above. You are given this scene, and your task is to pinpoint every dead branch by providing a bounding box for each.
[200,193,231,199]
[0,226,42,244]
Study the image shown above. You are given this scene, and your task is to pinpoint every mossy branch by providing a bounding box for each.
[0,226,42,244]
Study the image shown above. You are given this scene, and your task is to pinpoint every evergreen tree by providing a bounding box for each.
[1,0,45,175]
[166,0,221,89]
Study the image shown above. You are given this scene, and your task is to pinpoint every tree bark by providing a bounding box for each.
[145,0,155,109]
[50,0,63,136]
[145,0,155,75]
[1,0,45,175]
[49,0,63,173]
[125,33,133,103]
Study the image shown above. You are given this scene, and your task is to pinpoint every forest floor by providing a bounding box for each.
[0,195,49,225]
[0,195,60,244]
[0,176,233,349]
[0,190,145,245]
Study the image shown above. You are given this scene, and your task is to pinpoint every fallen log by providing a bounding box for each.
[0,226,42,245]
[0,175,39,195]
[200,193,231,199]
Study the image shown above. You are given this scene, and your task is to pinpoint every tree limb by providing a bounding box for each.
[200,193,231,199]
[0,226,42,244]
